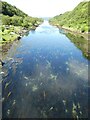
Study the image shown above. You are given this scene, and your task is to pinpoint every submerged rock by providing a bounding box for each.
[7,109,10,115]
[25,83,28,87]
[24,76,29,80]
[49,107,54,111]
[72,102,77,118]
[32,85,38,92]
[73,103,77,110]
[5,81,11,89]
[80,111,82,115]
[65,109,68,113]
[12,100,16,106]
[40,72,43,77]
[50,74,57,81]
[1,69,9,78]
[43,91,46,99]
[77,103,80,109]
[62,100,66,105]
[7,92,12,97]
[46,60,51,68]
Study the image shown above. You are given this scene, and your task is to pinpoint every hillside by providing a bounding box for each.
[49,1,89,33]
[1,1,27,17]
[0,1,43,27]
[0,1,43,45]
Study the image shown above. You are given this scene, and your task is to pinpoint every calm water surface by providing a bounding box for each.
[2,21,89,118]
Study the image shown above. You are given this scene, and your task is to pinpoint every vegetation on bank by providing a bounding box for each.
[0,1,43,45]
[49,1,89,33]
[1,1,27,17]
[66,32,90,59]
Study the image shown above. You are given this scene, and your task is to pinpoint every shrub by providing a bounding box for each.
[2,15,11,25]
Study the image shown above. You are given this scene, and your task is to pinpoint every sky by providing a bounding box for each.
[2,0,84,17]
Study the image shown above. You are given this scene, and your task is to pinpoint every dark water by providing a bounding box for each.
[1,21,89,118]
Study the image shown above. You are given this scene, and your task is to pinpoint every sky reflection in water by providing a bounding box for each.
[2,21,89,118]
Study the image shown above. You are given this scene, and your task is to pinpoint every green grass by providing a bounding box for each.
[49,1,89,33]
[0,1,43,45]
[0,25,21,44]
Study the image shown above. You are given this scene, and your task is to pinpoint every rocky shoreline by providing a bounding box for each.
[0,23,41,65]
[1,23,41,45]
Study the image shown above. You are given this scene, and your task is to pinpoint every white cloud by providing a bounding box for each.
[2,0,83,17]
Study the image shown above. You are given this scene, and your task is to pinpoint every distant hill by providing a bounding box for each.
[0,1,43,27]
[1,1,27,17]
[42,17,52,20]
[49,1,89,33]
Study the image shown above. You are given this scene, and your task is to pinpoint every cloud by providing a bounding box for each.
[3,0,83,17]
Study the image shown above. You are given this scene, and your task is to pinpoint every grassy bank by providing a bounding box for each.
[0,19,43,46]
[0,15,43,46]
[0,1,43,46]
[49,1,89,34]
[0,25,26,45]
